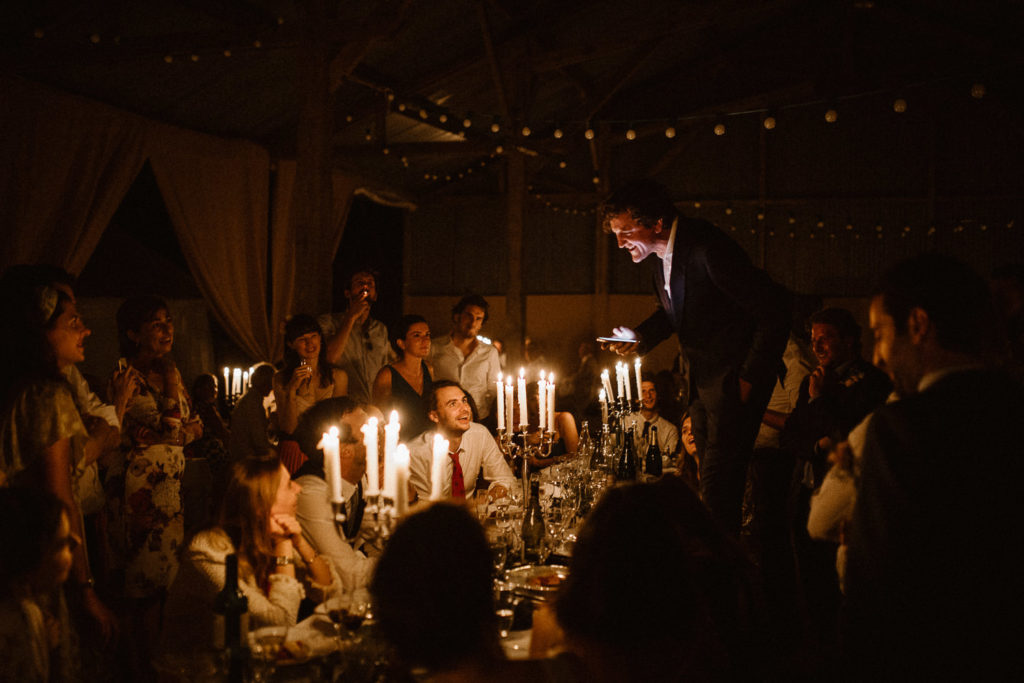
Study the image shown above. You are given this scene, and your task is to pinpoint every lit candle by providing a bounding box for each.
[623,363,632,403]
[615,362,624,399]
[242,370,249,393]
[361,417,380,496]
[223,367,230,399]
[601,369,614,401]
[394,445,410,516]
[538,371,547,432]
[318,426,343,505]
[599,388,609,425]
[504,377,514,433]
[232,367,242,398]
[383,410,400,499]
[517,368,527,428]
[547,372,556,433]
[496,372,505,431]
[634,357,643,403]
[430,433,448,500]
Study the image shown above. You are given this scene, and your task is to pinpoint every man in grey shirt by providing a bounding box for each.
[318,268,393,404]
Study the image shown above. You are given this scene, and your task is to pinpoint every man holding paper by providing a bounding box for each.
[408,381,514,502]
[600,179,790,534]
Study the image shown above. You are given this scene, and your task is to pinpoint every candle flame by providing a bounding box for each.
[328,425,339,437]
[389,410,399,424]
[540,370,546,381]
[519,367,525,378]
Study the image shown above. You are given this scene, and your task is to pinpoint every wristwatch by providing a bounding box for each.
[275,555,294,566]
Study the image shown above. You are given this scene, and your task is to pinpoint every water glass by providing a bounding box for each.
[248,625,288,682]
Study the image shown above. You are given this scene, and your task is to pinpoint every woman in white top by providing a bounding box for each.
[160,457,339,655]
[274,315,348,437]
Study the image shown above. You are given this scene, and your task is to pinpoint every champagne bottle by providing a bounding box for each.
[577,421,592,462]
[521,479,546,564]
[644,425,663,477]
[590,424,608,470]
[615,427,639,482]
[214,553,249,681]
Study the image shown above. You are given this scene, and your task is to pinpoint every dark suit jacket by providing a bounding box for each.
[635,216,790,391]
[844,368,1024,680]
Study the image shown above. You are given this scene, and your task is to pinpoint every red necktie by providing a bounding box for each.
[449,450,465,499]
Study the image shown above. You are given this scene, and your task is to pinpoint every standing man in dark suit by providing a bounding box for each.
[602,180,791,534]
[843,254,1024,680]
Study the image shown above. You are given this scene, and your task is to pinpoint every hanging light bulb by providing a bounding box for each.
[665,125,676,138]
[553,127,564,139]
[439,114,448,123]
[584,128,595,140]
[971,83,986,99]
[521,125,531,137]
[419,109,428,119]
[713,123,726,136]
[625,126,637,141]
[463,116,472,128]
[558,160,567,169]
[491,121,501,133]
[893,98,907,113]
[397,103,406,112]
[825,108,838,123]
[763,116,776,130]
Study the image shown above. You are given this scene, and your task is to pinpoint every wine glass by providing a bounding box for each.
[248,625,288,682]
[493,581,518,639]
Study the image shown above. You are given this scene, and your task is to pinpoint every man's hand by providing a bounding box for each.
[344,291,372,327]
[601,326,640,356]
[808,366,826,399]
[828,441,853,472]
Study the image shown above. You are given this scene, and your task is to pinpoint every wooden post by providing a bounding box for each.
[757,119,768,269]
[506,150,526,363]
[293,0,334,315]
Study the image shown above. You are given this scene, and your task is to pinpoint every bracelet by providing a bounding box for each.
[275,555,294,566]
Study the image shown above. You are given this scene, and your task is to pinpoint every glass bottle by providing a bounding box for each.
[615,427,639,482]
[521,478,546,564]
[214,553,249,681]
[644,425,663,477]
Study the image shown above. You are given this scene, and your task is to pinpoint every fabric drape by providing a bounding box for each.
[149,128,273,361]
[270,160,359,360]
[0,77,148,274]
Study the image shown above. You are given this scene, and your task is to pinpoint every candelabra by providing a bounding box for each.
[332,493,400,545]
[498,425,558,563]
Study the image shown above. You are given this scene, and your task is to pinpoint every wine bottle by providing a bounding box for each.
[615,427,639,482]
[214,553,249,681]
[577,421,592,462]
[644,425,663,477]
[521,479,546,564]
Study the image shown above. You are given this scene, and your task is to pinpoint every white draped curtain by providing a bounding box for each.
[1,76,362,364]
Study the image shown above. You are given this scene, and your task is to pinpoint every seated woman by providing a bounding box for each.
[0,487,76,683]
[372,503,581,682]
[549,476,767,682]
[275,315,348,472]
[372,314,433,441]
[675,411,700,493]
[160,457,339,655]
[0,278,117,642]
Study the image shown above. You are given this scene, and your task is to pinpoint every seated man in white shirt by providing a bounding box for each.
[429,295,501,424]
[628,375,679,460]
[292,397,376,591]
[408,381,514,502]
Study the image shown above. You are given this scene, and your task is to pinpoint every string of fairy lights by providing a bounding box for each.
[29,25,1018,239]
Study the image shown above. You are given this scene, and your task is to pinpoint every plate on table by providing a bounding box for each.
[506,565,569,594]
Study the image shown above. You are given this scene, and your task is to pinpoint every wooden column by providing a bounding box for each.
[292,0,334,315]
[506,150,526,362]
[757,119,768,269]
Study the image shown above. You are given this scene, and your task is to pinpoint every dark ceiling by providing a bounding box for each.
[3,0,1022,199]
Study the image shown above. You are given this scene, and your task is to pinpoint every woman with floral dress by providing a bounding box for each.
[111,295,202,673]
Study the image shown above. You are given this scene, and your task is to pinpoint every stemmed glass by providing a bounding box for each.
[493,581,519,639]
[248,625,288,682]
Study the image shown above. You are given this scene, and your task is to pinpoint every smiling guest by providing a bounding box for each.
[160,457,338,656]
[407,381,514,502]
[430,295,501,424]
[372,314,434,441]
[274,314,348,437]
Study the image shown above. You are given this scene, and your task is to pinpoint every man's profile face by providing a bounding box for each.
[608,212,663,263]
[345,272,378,305]
[454,305,486,338]
[430,386,473,435]
[338,408,369,483]
[641,381,657,411]
[869,295,918,397]
[811,323,854,369]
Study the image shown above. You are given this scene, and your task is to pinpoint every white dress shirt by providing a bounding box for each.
[294,474,375,591]
[408,423,514,500]
[317,314,394,404]
[430,336,501,419]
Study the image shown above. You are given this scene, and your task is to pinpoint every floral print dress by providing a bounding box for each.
[113,370,194,599]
